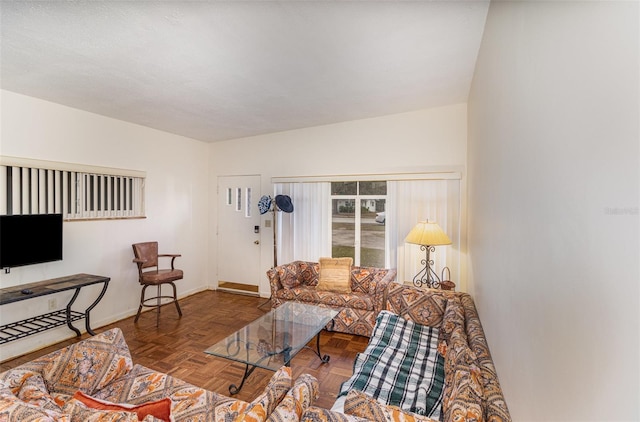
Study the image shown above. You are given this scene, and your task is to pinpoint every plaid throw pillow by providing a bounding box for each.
[338,311,445,420]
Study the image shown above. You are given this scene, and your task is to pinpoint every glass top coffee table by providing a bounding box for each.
[205,301,338,394]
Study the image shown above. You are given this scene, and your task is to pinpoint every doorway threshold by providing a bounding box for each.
[218,281,260,297]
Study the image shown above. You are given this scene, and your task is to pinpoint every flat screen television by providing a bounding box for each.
[0,214,63,269]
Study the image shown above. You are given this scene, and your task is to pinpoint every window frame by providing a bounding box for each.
[330,181,387,267]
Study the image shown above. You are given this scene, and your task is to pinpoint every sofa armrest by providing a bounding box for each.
[267,267,282,301]
[457,294,512,422]
[267,261,319,301]
[267,374,319,421]
[371,269,397,312]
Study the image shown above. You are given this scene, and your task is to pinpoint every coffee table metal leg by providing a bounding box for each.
[229,363,258,395]
[306,331,330,363]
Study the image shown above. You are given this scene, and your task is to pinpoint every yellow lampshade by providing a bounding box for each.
[405,221,452,246]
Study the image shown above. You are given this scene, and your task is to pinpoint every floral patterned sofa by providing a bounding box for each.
[299,283,512,422]
[267,261,397,337]
[0,328,319,421]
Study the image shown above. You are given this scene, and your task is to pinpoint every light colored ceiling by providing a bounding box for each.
[1,1,489,143]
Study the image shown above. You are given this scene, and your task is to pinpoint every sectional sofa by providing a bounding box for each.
[0,328,318,421]
[0,282,510,422]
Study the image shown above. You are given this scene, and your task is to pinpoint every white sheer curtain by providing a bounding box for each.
[274,182,331,264]
[273,178,461,284]
[387,179,461,284]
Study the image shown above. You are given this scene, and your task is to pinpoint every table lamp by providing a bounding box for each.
[405,221,451,289]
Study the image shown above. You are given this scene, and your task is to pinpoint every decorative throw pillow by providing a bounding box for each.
[72,391,172,422]
[214,366,292,421]
[62,397,161,421]
[338,311,445,420]
[384,284,449,328]
[344,390,438,422]
[316,257,353,293]
[277,262,301,289]
[42,328,133,396]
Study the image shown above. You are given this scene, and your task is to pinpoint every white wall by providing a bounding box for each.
[468,2,639,420]
[209,104,468,296]
[0,90,210,361]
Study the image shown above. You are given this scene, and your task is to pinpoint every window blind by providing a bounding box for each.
[0,156,145,220]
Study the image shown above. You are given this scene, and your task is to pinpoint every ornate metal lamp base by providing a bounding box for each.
[412,245,442,289]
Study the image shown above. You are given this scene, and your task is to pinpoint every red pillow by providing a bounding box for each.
[72,390,172,422]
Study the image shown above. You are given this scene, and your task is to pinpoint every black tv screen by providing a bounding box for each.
[0,214,63,269]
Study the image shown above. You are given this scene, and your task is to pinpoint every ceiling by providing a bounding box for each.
[1,1,489,143]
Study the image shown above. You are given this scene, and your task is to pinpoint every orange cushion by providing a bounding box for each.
[73,390,172,422]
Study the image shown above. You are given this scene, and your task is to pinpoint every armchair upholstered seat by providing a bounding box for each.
[132,241,183,326]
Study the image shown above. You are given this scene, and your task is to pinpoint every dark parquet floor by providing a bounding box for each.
[0,290,368,409]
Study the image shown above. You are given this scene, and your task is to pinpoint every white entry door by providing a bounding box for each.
[217,175,262,288]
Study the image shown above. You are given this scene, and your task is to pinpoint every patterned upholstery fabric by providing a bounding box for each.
[12,373,62,413]
[214,366,292,422]
[383,283,449,328]
[0,383,64,421]
[442,338,484,422]
[267,261,397,337]
[439,298,484,422]
[343,390,438,422]
[457,294,511,422]
[278,262,304,289]
[40,328,134,396]
[93,364,234,421]
[275,289,374,311]
[301,406,370,422]
[0,328,248,422]
[267,373,319,422]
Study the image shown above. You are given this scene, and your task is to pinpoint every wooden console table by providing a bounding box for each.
[0,273,110,344]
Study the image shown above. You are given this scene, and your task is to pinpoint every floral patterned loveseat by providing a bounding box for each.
[267,261,397,337]
[0,328,319,421]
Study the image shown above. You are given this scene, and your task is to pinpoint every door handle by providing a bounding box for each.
[254,240,260,245]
